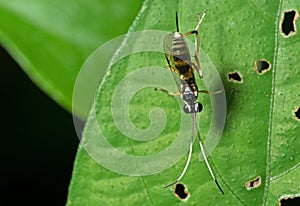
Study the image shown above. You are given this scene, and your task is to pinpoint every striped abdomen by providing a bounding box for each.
[172,32,198,98]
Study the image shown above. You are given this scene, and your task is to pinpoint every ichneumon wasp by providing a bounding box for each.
[161,10,224,195]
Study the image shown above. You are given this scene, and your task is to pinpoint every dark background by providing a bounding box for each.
[0,45,80,206]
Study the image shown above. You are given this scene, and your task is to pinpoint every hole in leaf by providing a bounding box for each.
[254,59,271,74]
[228,71,243,83]
[174,183,190,201]
[281,10,299,37]
[279,196,300,206]
[245,176,261,190]
[294,106,300,122]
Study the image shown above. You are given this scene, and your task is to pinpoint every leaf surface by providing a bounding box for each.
[68,0,300,205]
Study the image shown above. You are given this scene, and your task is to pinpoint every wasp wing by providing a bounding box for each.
[163,33,181,93]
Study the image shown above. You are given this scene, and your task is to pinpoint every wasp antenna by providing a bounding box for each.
[193,114,224,195]
[215,180,225,195]
[164,115,195,188]
[164,180,178,188]
[164,141,193,188]
[175,11,179,32]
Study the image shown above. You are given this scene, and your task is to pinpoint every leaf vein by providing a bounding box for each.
[262,0,283,205]
[270,162,300,182]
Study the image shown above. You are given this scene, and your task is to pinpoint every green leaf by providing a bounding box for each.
[68,0,300,205]
[0,0,142,118]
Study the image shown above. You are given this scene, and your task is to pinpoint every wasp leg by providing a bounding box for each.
[183,30,203,79]
[199,89,223,95]
[183,10,207,79]
[192,60,203,79]
[154,87,180,96]
[165,55,180,74]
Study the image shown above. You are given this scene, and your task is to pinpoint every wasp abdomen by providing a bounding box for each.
[172,33,191,63]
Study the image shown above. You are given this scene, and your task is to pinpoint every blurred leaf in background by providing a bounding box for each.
[0,0,143,118]
[0,0,142,205]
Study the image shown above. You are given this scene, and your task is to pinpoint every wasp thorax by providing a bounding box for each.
[182,92,196,103]
[182,86,197,103]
